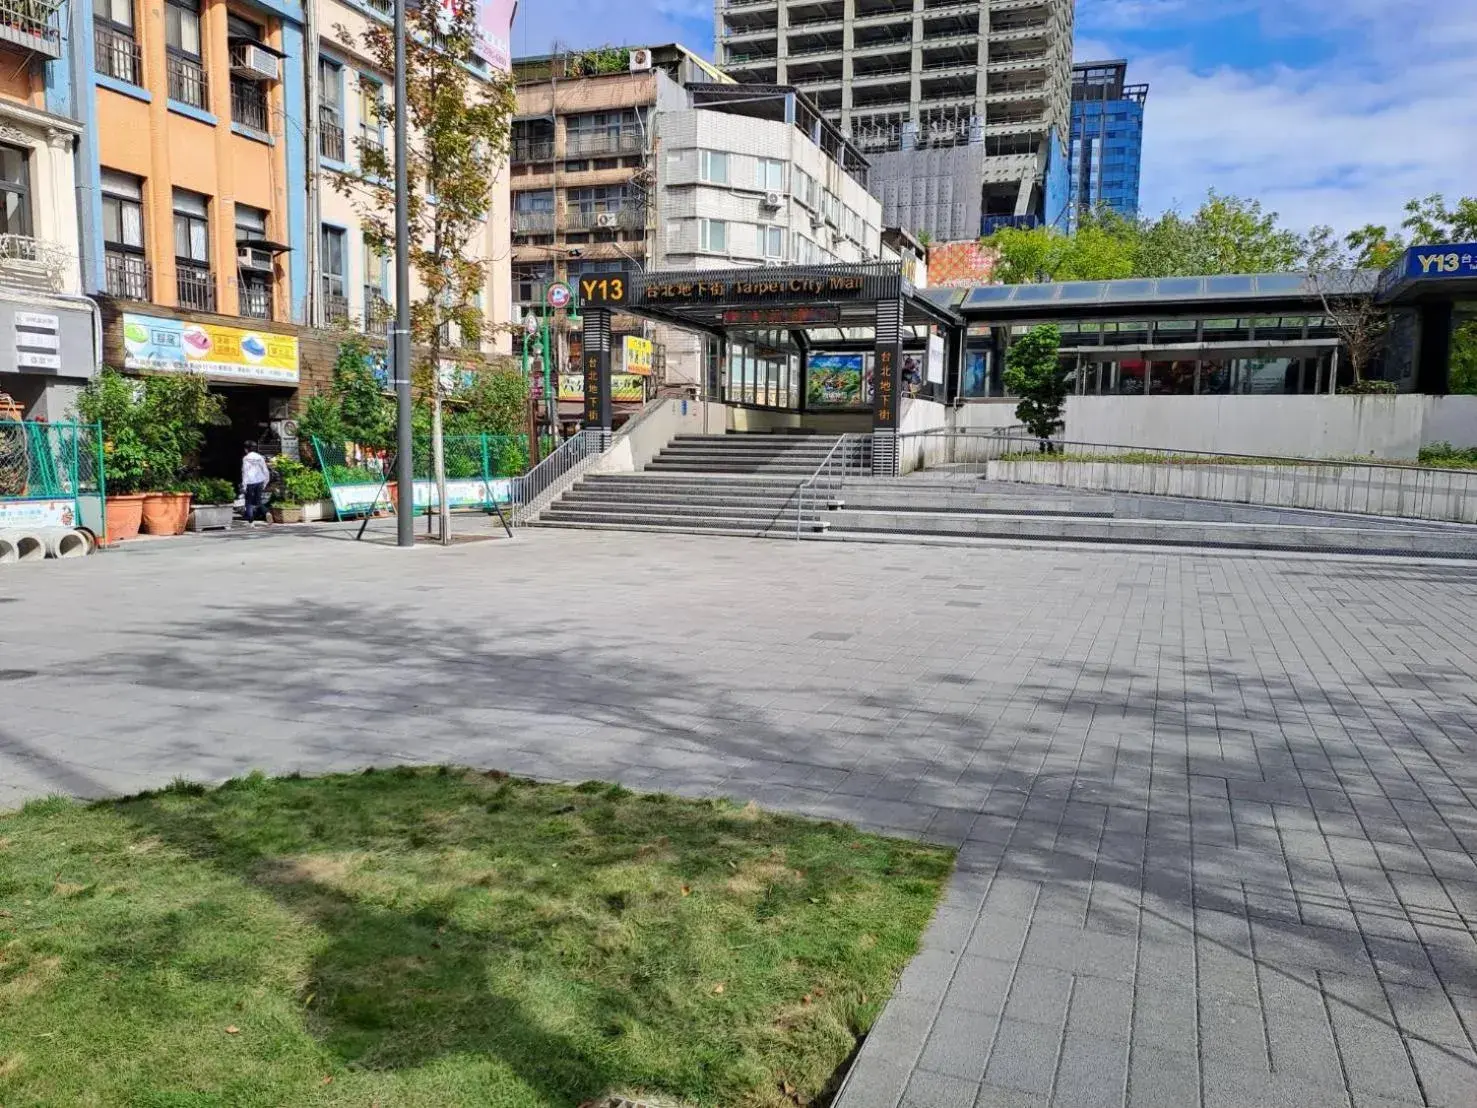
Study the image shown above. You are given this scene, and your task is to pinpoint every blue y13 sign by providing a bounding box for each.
[1404,244,1477,279]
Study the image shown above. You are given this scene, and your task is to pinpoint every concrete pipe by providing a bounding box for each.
[38,527,90,559]
[0,530,45,561]
[0,533,15,564]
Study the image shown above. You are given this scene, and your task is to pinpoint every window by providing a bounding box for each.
[319,58,345,161]
[699,150,729,185]
[0,145,30,239]
[235,205,272,318]
[165,0,206,108]
[229,20,270,132]
[761,224,784,259]
[699,218,727,253]
[321,225,347,320]
[357,75,385,156]
[94,0,139,84]
[173,189,213,310]
[514,190,554,212]
[102,170,148,300]
[756,157,784,191]
[361,240,388,331]
[233,203,266,242]
[565,108,642,156]
[794,168,815,208]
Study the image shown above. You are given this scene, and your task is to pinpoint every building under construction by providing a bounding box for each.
[715,0,1076,240]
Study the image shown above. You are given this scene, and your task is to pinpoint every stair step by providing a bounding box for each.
[539,507,827,531]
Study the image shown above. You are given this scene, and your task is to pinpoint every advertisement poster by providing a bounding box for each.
[476,0,516,70]
[123,313,299,385]
[558,373,646,403]
[0,498,74,528]
[806,353,865,408]
[328,478,513,517]
[963,350,989,396]
[927,333,945,384]
[620,335,653,376]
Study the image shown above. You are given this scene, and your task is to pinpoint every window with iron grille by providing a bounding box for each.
[0,145,31,240]
[165,0,207,108]
[102,170,149,300]
[173,189,214,311]
[94,0,140,85]
[318,57,345,162]
[321,225,348,321]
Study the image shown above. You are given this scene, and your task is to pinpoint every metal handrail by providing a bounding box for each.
[512,427,610,524]
[795,433,870,538]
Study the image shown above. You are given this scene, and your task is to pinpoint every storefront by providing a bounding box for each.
[99,301,302,480]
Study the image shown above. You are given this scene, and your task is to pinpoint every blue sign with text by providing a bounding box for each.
[1404,244,1477,279]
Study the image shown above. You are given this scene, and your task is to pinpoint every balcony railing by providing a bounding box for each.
[167,53,208,109]
[360,0,392,16]
[0,233,69,291]
[512,139,554,163]
[239,277,272,319]
[358,127,384,162]
[566,206,645,232]
[362,291,391,334]
[512,210,556,234]
[319,106,345,162]
[0,0,62,59]
[104,250,151,300]
[564,130,644,158]
[322,288,349,323]
[93,21,141,85]
[230,76,268,132]
[176,262,216,312]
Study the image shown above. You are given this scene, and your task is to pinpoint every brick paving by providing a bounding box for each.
[2,529,1476,1106]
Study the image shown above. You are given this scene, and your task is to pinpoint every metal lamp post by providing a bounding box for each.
[392,0,413,546]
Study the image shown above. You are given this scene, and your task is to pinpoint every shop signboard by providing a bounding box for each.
[806,353,866,408]
[0,497,75,528]
[475,0,516,70]
[328,477,513,517]
[1404,244,1477,279]
[620,335,653,376]
[123,313,299,385]
[0,301,94,378]
[559,373,645,402]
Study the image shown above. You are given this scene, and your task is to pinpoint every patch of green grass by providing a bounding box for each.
[0,768,951,1107]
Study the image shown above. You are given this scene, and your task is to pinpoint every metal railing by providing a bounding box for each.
[361,291,391,334]
[512,138,554,162]
[239,277,272,319]
[511,427,610,524]
[795,433,872,538]
[564,130,644,158]
[319,106,345,161]
[0,0,61,54]
[167,53,207,108]
[105,250,151,300]
[176,263,215,311]
[322,290,349,323]
[94,21,140,84]
[360,0,392,15]
[512,210,556,234]
[566,206,645,231]
[230,76,268,131]
[896,429,1477,525]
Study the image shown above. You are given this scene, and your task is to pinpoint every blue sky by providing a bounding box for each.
[513,0,1476,236]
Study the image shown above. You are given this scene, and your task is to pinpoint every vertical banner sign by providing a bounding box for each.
[581,308,612,429]
[873,297,903,430]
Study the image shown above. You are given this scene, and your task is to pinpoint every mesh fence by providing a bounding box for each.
[0,421,104,500]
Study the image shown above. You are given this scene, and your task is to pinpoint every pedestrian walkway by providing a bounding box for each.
[2,530,1475,1106]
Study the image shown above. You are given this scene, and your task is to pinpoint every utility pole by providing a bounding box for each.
[392,0,413,546]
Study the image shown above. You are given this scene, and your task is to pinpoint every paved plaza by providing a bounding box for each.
[3,528,1477,1107]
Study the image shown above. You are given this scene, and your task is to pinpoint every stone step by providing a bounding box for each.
[553,497,812,520]
[563,491,810,510]
[537,506,828,532]
[644,462,841,475]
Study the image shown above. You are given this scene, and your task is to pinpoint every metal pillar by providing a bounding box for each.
[392,0,413,546]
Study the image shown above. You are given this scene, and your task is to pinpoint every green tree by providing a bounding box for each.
[79,370,225,493]
[1402,194,1477,244]
[332,336,394,450]
[1002,325,1066,449]
[1450,321,1477,395]
[335,0,517,542]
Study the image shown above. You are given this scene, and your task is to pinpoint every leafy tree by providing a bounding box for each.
[1402,194,1477,245]
[1451,321,1477,395]
[79,370,225,493]
[332,336,394,450]
[1002,325,1066,449]
[1302,228,1393,390]
[335,0,517,542]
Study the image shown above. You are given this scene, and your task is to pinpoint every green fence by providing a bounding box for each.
[0,421,107,535]
[311,434,556,519]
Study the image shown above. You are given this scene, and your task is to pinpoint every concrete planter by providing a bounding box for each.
[299,499,333,523]
[187,504,234,532]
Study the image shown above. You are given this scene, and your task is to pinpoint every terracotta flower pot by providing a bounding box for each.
[104,493,147,544]
[140,492,194,536]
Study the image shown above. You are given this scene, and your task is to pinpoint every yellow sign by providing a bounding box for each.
[558,373,646,402]
[621,335,653,376]
[578,274,627,307]
[122,313,300,385]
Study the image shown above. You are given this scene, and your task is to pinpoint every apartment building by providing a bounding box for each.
[0,0,96,420]
[510,44,881,391]
[716,0,1074,240]
[1068,59,1147,230]
[307,0,513,352]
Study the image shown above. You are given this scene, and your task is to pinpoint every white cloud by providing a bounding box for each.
[1084,0,1477,233]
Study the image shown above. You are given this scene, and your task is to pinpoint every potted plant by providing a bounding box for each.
[78,371,148,543]
[183,477,236,532]
[269,458,329,524]
[140,482,194,536]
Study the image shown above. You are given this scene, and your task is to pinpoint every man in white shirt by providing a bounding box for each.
[241,441,271,527]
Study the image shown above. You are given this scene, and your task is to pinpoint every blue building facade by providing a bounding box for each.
[1067,60,1147,231]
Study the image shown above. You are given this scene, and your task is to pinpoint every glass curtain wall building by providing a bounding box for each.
[1068,60,1147,230]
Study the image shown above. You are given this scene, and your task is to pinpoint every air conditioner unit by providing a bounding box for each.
[595,212,619,229]
[236,245,273,271]
[230,42,280,82]
[629,48,653,72]
[760,190,783,209]
[810,213,824,230]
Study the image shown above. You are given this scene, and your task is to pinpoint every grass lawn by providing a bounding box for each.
[0,768,952,1107]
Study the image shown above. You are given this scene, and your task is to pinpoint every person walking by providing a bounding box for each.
[241,440,270,527]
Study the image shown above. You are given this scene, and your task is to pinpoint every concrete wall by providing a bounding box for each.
[900,396,949,437]
[1421,396,1477,448]
[591,398,726,474]
[726,408,872,434]
[955,400,1025,432]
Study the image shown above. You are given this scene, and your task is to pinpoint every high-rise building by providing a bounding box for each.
[1068,59,1148,229]
[715,0,1076,241]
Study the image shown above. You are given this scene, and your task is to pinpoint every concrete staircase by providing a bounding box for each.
[530,436,1477,558]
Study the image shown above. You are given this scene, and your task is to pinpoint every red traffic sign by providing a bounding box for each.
[546,282,573,310]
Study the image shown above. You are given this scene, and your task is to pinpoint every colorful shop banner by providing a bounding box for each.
[328,477,513,518]
[558,373,646,402]
[806,353,865,408]
[620,335,653,376]
[123,313,300,385]
[0,497,75,528]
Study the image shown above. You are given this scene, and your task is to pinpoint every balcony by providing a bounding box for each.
[0,0,61,60]
[319,105,345,162]
[360,0,391,15]
[362,291,391,334]
[566,206,644,232]
[239,276,272,320]
[322,287,349,324]
[93,21,141,85]
[564,130,644,158]
[512,139,554,163]
[176,263,215,311]
[104,250,150,300]
[230,76,268,132]
[167,53,207,109]
[512,210,555,234]
[0,233,69,292]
